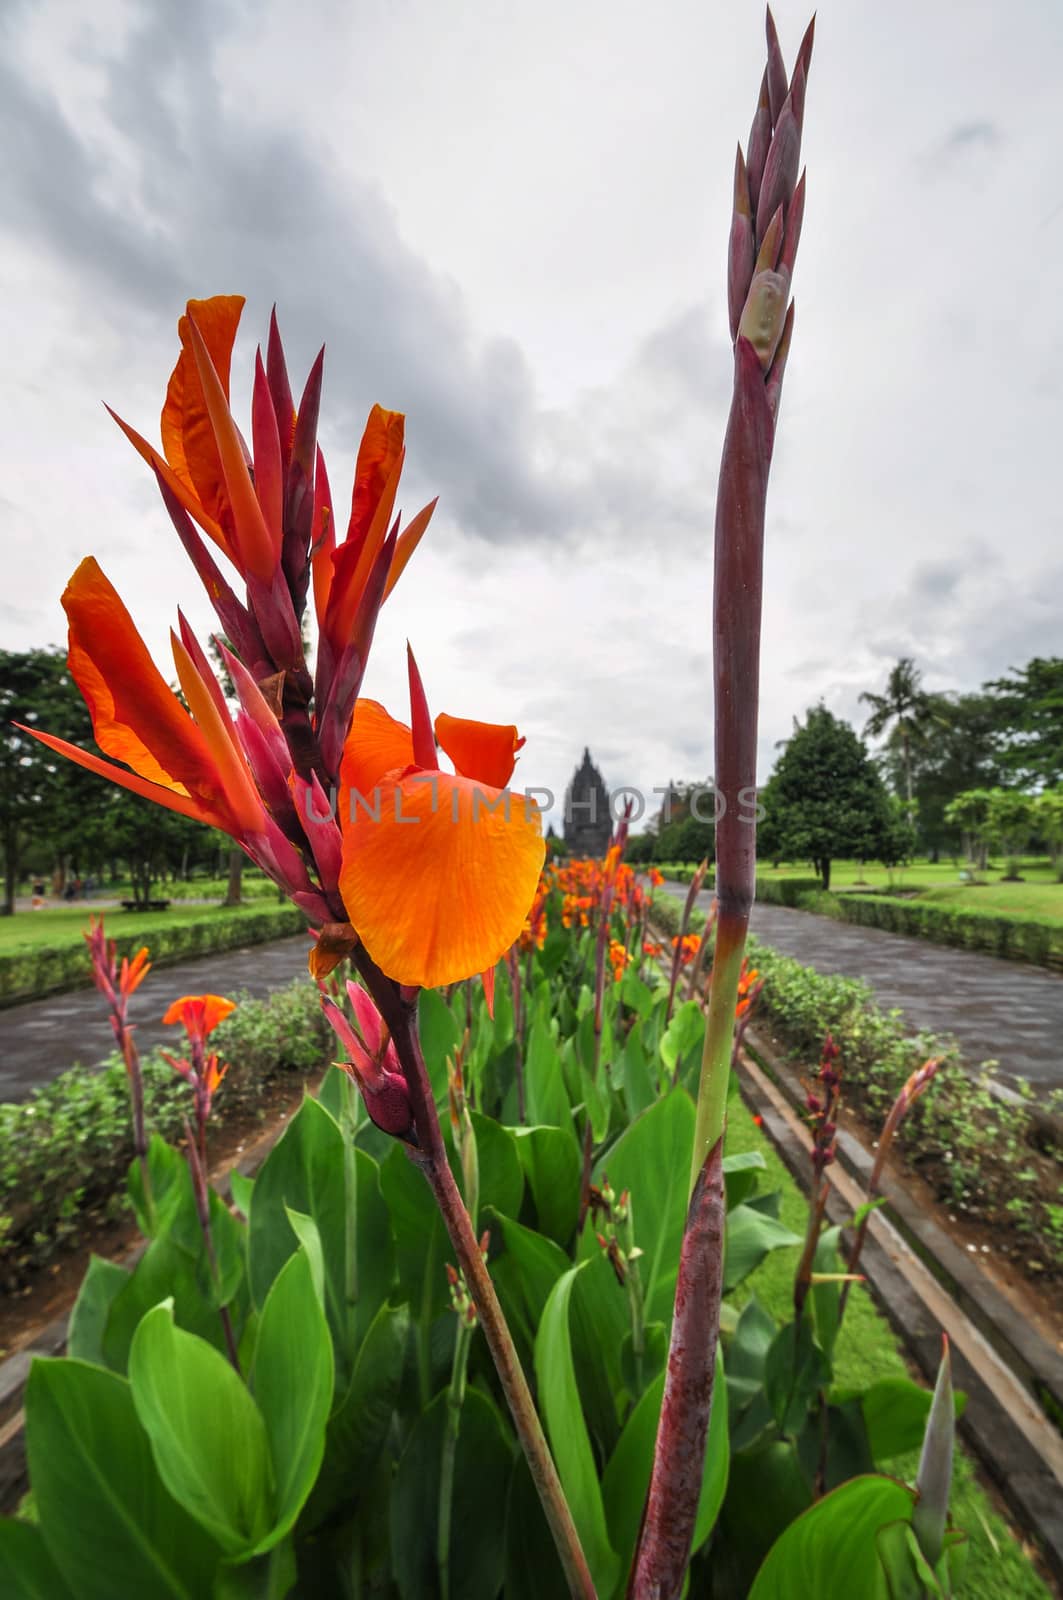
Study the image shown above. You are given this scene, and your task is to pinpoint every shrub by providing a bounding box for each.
[834,894,1063,972]
[0,904,307,1006]
[0,978,329,1284]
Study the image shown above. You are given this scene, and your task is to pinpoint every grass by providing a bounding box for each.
[0,900,291,954]
[723,1092,1051,1599]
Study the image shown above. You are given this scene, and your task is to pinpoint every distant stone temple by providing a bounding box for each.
[563,748,613,858]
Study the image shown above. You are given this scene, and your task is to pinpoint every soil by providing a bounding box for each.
[0,1070,321,1363]
[754,1019,1063,1345]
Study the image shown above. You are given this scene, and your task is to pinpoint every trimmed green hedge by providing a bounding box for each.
[0,979,330,1284]
[0,904,307,1007]
[646,892,1063,1275]
[834,893,1063,972]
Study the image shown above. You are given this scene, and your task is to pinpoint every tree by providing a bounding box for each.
[985,788,1034,880]
[0,649,100,913]
[1033,790,1063,879]
[859,657,936,825]
[984,657,1063,788]
[943,788,994,871]
[895,692,1003,859]
[761,705,894,890]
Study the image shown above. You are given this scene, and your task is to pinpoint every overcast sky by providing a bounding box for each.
[2,0,1061,829]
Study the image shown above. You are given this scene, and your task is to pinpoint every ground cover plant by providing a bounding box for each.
[0,12,1007,1595]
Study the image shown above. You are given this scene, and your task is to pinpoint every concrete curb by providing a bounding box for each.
[735,1037,1063,1591]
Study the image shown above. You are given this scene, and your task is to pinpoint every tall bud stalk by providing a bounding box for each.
[631,12,814,1596]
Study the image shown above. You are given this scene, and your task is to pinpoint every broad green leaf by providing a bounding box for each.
[470,1110,524,1219]
[724,1204,801,1293]
[747,1474,915,1600]
[602,1348,730,1591]
[67,1254,129,1366]
[283,1206,325,1307]
[718,1438,813,1594]
[504,1456,569,1600]
[535,1265,620,1597]
[0,1518,73,1599]
[252,1250,333,1547]
[129,1304,274,1556]
[513,1124,581,1244]
[126,1133,187,1238]
[591,1088,695,1323]
[810,1225,843,1359]
[26,1357,222,1599]
[569,1251,630,1458]
[620,968,654,1019]
[418,987,459,1100]
[620,1026,656,1119]
[248,1096,345,1317]
[580,1063,610,1143]
[659,1000,705,1080]
[380,1143,448,1321]
[213,1539,296,1600]
[722,1149,767,1210]
[315,1063,350,1126]
[391,1388,513,1600]
[764,1318,831,1437]
[850,1377,966,1463]
[525,1017,573,1132]
[488,1208,570,1363]
[302,1300,410,1531]
[229,1170,255,1218]
[102,1231,227,1373]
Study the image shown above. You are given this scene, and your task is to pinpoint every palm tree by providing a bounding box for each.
[860,658,934,825]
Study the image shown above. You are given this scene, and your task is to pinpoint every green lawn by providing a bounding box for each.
[751,857,1063,923]
[0,900,288,954]
[724,1094,1051,1599]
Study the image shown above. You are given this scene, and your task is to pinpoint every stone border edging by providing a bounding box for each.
[743,1023,1063,1426]
[736,1040,1063,1591]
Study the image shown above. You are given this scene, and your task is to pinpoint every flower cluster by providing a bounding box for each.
[671,933,702,966]
[804,1031,842,1179]
[608,939,630,983]
[445,1234,490,1330]
[320,980,416,1144]
[161,993,236,1161]
[84,916,151,1072]
[29,297,544,995]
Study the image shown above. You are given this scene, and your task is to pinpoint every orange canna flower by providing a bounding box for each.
[608,939,629,982]
[28,296,543,995]
[337,651,544,989]
[163,994,237,1038]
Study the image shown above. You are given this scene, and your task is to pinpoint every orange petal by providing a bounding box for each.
[19,726,227,829]
[171,633,266,837]
[106,406,234,564]
[161,296,245,534]
[435,713,525,788]
[339,771,544,989]
[185,314,278,581]
[383,498,437,602]
[347,406,405,549]
[163,994,237,1034]
[63,559,229,808]
[338,699,415,817]
[481,965,496,1017]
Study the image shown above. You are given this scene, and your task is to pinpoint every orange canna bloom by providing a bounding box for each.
[337,653,544,989]
[163,994,237,1038]
[29,296,543,995]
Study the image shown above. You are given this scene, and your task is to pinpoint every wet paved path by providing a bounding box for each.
[664,883,1063,1091]
[0,937,309,1103]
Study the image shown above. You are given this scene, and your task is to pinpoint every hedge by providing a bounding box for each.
[834,893,1063,972]
[655,870,1063,972]
[0,978,331,1285]
[645,890,1063,1276]
[0,904,308,1007]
